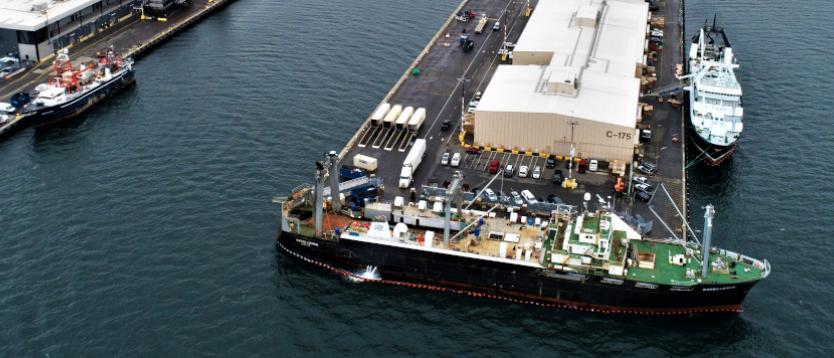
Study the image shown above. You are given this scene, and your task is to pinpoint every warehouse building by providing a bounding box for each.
[474,0,649,163]
[0,0,137,62]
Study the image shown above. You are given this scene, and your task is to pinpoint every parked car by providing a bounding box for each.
[636,190,652,202]
[637,161,657,175]
[588,159,598,172]
[474,91,482,100]
[450,152,462,167]
[634,183,653,193]
[441,152,450,166]
[518,165,529,178]
[532,166,542,179]
[546,194,564,204]
[483,188,498,202]
[520,190,537,204]
[466,146,481,154]
[488,160,500,174]
[545,156,557,169]
[577,159,588,173]
[510,191,523,206]
[633,176,650,186]
[504,164,514,177]
[552,170,564,184]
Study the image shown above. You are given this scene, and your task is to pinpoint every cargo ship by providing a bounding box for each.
[275,155,770,315]
[19,47,135,127]
[686,18,743,166]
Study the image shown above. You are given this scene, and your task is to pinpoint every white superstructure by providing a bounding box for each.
[687,26,743,149]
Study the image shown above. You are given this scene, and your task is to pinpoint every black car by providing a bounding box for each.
[546,194,563,204]
[440,120,452,131]
[552,170,564,184]
[636,190,652,202]
[545,156,557,169]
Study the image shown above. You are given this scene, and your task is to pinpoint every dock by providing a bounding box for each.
[335,0,689,239]
[0,0,236,138]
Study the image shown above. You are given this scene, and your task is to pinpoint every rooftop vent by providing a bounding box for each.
[576,5,600,28]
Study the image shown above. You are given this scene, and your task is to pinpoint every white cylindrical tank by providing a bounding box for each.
[424,231,435,248]
[395,106,414,128]
[383,104,402,126]
[370,102,390,125]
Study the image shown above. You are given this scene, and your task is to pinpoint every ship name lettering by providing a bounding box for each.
[703,286,736,292]
[297,239,319,248]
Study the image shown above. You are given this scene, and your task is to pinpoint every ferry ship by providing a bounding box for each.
[20,47,135,126]
[275,156,770,315]
[686,19,743,166]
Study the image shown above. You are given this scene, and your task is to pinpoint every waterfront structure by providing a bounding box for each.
[0,0,135,62]
[473,0,649,162]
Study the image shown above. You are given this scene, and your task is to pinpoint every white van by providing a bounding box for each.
[520,190,537,204]
[588,159,599,172]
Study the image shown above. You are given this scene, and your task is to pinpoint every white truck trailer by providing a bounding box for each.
[398,138,427,188]
[370,102,390,125]
[395,106,414,129]
[407,107,426,132]
[383,104,402,127]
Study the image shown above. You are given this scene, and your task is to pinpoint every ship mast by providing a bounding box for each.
[701,204,715,278]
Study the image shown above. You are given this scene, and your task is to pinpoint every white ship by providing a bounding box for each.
[686,18,743,166]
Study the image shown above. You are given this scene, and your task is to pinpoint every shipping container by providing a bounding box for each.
[353,154,378,171]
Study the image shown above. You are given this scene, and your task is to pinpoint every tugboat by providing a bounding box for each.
[20,47,135,127]
[686,17,743,166]
[275,153,770,315]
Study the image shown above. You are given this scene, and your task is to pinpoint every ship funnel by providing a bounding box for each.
[701,205,716,278]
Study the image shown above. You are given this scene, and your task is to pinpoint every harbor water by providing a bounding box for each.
[1,0,832,355]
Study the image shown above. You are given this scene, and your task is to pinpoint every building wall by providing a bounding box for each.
[0,29,16,56]
[511,50,553,66]
[474,110,636,162]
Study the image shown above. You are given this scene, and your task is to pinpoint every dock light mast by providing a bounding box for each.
[701,205,715,278]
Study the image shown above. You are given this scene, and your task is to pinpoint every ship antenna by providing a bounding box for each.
[712,14,717,30]
[701,205,716,278]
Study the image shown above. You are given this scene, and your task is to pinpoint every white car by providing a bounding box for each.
[518,165,529,178]
[0,102,15,114]
[510,191,523,206]
[520,189,537,204]
[588,159,599,172]
[532,166,542,179]
[634,183,653,193]
[482,188,498,201]
[450,152,462,167]
[633,176,650,185]
[441,152,450,166]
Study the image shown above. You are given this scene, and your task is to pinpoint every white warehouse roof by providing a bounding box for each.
[477,0,649,128]
[0,0,101,31]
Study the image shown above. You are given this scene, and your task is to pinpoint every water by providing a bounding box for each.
[0,0,832,355]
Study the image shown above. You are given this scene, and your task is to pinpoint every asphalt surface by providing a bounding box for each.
[343,0,687,238]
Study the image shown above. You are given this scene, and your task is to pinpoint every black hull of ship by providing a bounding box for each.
[277,231,760,315]
[20,69,135,129]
